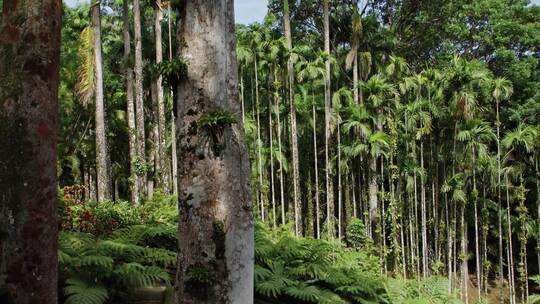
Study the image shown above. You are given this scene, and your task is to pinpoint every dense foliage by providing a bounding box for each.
[56,0,540,303]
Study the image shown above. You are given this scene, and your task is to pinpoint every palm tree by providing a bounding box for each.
[502,123,538,303]
[362,74,397,248]
[283,0,302,236]
[492,77,513,294]
[457,119,496,298]
[298,57,326,238]
[323,0,334,239]
[332,87,353,239]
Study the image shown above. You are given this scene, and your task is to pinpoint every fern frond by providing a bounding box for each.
[114,263,171,287]
[64,278,108,304]
[285,282,321,302]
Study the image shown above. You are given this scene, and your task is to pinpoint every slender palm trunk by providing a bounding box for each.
[168,2,178,196]
[123,0,139,204]
[338,118,343,239]
[313,99,321,238]
[506,173,516,304]
[461,201,469,304]
[446,190,452,292]
[277,89,286,225]
[255,58,265,221]
[421,141,428,278]
[133,0,147,198]
[92,2,112,201]
[323,0,334,239]
[496,102,504,299]
[536,156,540,272]
[269,76,276,228]
[283,0,302,236]
[473,150,481,301]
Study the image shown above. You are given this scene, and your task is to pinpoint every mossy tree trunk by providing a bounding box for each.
[174,1,254,303]
[0,0,62,302]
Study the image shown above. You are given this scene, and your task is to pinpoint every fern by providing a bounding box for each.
[114,263,171,288]
[64,278,108,304]
[255,261,294,298]
[285,282,321,302]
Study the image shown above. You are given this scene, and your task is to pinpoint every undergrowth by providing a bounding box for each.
[58,192,460,304]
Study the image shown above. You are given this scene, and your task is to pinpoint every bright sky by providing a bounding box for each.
[64,0,269,24]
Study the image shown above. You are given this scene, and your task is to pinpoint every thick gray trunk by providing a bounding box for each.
[0,1,61,302]
[92,2,112,201]
[174,1,254,303]
[123,0,140,204]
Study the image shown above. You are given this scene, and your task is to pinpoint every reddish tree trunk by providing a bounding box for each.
[0,1,62,303]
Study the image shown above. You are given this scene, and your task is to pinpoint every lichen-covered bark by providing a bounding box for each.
[174,1,254,303]
[0,0,62,302]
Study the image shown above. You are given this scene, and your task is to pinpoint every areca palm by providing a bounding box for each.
[491,76,513,295]
[457,118,495,296]
[502,123,537,303]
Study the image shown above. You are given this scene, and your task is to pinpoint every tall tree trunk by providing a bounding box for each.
[168,1,179,196]
[277,85,286,225]
[91,2,112,202]
[506,174,516,304]
[155,0,170,193]
[283,0,302,236]
[133,0,147,199]
[174,1,254,302]
[255,58,265,221]
[338,117,342,239]
[123,0,140,204]
[323,0,334,239]
[472,150,481,301]
[461,202,469,304]
[269,76,276,228]
[0,0,61,302]
[536,156,540,272]
[313,99,321,238]
[150,82,159,199]
[496,101,504,299]
[420,141,428,278]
